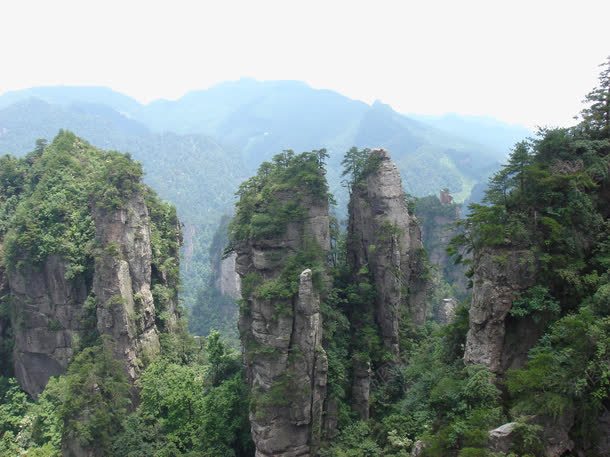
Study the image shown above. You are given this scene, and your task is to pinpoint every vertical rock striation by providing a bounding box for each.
[347,148,428,354]
[8,191,173,396]
[0,255,13,375]
[92,194,161,383]
[346,148,428,420]
[463,248,538,375]
[10,256,88,396]
[235,177,330,457]
[217,252,241,300]
[1,132,180,397]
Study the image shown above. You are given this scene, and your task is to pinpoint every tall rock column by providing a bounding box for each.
[463,247,538,375]
[347,149,428,354]
[0,132,181,399]
[92,193,161,383]
[234,153,330,457]
[0,255,13,376]
[346,148,428,420]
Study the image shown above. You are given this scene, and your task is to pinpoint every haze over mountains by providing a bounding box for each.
[0,80,531,315]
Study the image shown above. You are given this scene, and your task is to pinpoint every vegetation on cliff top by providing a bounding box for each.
[443,56,610,454]
[0,332,252,457]
[229,148,329,242]
[2,131,143,274]
[1,58,609,457]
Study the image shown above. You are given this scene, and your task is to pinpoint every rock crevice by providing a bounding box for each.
[463,247,538,376]
[347,149,428,355]
[7,191,176,397]
[236,190,330,457]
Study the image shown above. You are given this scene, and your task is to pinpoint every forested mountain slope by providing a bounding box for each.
[0,57,608,457]
[0,82,510,336]
[134,79,504,201]
[411,113,532,156]
[0,98,248,317]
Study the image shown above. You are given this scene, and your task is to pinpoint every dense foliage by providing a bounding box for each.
[323,57,610,457]
[0,332,252,457]
[2,58,609,457]
[1,131,145,276]
[445,56,610,454]
[229,149,329,242]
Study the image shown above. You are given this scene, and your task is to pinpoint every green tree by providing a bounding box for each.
[580,56,610,138]
[52,343,131,454]
[340,147,372,191]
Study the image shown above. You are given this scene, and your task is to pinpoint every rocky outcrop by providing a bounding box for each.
[595,408,610,456]
[7,191,176,397]
[463,247,537,375]
[217,252,241,300]
[351,361,371,420]
[536,413,574,457]
[10,256,88,396]
[92,194,161,383]
[347,149,428,356]
[0,258,13,375]
[411,440,425,456]
[236,190,329,457]
[488,422,518,454]
[488,415,575,457]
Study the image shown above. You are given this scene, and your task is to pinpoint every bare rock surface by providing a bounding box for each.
[10,255,88,396]
[92,194,161,383]
[217,252,241,299]
[8,191,175,397]
[347,149,428,355]
[236,192,329,457]
[488,422,518,454]
[463,247,537,375]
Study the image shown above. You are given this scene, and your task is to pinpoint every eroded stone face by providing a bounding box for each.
[10,256,88,397]
[463,248,538,376]
[8,192,175,398]
[344,149,429,421]
[92,194,160,383]
[236,193,329,457]
[347,149,428,357]
[217,252,241,300]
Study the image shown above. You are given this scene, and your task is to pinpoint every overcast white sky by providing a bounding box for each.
[0,0,608,128]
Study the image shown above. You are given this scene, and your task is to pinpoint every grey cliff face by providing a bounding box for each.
[217,252,241,300]
[10,256,88,397]
[346,149,428,421]
[0,257,12,370]
[347,149,428,356]
[488,414,575,457]
[236,193,329,457]
[6,191,174,397]
[463,248,537,375]
[92,194,161,383]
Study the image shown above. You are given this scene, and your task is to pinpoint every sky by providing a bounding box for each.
[0,0,608,129]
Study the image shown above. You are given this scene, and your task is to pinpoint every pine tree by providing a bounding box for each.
[580,56,610,138]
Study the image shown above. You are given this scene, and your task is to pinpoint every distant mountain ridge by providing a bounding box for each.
[132,80,510,201]
[410,112,532,157]
[0,82,525,329]
[0,82,518,202]
[0,85,141,114]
